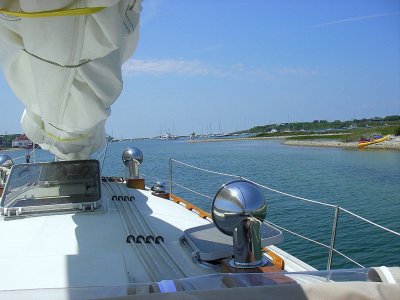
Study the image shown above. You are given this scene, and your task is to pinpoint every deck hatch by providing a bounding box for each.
[0,160,101,214]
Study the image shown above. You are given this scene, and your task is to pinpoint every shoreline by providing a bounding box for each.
[188,136,284,143]
[283,136,400,150]
[188,135,400,151]
[187,133,350,143]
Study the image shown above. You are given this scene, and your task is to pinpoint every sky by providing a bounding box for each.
[1,0,400,138]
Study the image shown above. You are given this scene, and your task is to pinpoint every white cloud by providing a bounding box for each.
[122,58,317,80]
[278,67,318,76]
[311,12,400,28]
[122,58,228,77]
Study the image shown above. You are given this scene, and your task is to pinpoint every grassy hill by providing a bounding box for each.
[245,115,400,141]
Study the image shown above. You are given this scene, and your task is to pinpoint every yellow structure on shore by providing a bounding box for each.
[357,135,390,148]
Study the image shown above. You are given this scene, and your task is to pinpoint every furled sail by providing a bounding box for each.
[0,0,141,160]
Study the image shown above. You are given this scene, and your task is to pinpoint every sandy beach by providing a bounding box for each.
[189,135,400,151]
[283,136,400,150]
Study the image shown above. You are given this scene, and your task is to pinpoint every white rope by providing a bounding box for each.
[171,159,400,237]
[97,141,110,159]
[106,157,400,272]
[11,146,39,162]
[97,141,110,171]
[172,181,213,200]
[171,159,335,208]
[339,207,400,237]
[171,159,241,178]
[264,220,365,268]
[243,177,336,208]
[332,248,365,268]
[264,221,330,250]
[171,158,400,234]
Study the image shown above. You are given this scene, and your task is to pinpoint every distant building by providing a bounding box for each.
[12,134,32,148]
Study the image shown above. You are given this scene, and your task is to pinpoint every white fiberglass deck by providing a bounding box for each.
[0,180,398,300]
[0,182,213,291]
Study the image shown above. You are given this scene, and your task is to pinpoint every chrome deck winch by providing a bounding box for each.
[212,180,268,268]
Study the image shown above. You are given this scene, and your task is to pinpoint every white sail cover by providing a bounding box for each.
[0,0,141,160]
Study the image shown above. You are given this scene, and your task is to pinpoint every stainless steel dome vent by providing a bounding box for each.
[212,180,268,268]
[122,147,143,178]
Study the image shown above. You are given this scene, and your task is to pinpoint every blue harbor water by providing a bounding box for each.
[2,139,400,270]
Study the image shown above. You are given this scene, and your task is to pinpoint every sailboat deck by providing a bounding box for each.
[0,182,218,290]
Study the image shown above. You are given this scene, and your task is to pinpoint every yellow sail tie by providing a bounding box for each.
[0,7,105,18]
[46,131,88,142]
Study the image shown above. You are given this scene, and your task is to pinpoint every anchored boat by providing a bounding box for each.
[0,1,399,299]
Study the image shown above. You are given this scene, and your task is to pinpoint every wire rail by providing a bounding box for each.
[168,158,400,270]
